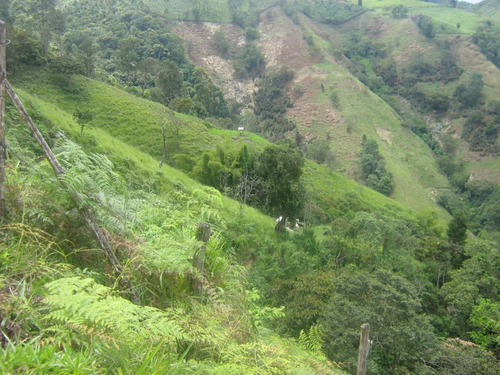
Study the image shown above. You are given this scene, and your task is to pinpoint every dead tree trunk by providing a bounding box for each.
[4,79,138,301]
[192,222,211,296]
[0,20,7,219]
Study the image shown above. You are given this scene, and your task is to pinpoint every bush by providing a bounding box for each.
[415,15,435,38]
[213,31,230,57]
[244,27,259,41]
[392,5,408,19]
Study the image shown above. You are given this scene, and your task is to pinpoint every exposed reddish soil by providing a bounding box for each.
[172,21,255,101]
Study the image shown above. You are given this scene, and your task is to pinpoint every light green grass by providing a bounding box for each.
[415,7,494,35]
[347,0,435,9]
[143,0,278,22]
[302,59,450,213]
[13,71,438,231]
[14,85,278,235]
[144,0,232,22]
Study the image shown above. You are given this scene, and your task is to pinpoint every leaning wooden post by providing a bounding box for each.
[192,222,211,295]
[4,79,138,299]
[0,19,7,219]
[357,323,370,375]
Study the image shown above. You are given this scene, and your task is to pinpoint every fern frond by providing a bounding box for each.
[298,324,326,357]
[43,277,186,349]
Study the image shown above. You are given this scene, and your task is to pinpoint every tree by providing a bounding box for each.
[454,73,484,108]
[73,108,94,137]
[77,35,95,77]
[117,36,141,83]
[320,269,438,374]
[307,139,331,164]
[257,146,305,220]
[0,0,10,21]
[416,15,435,39]
[360,138,393,196]
[391,5,408,18]
[469,299,500,356]
[191,68,228,118]
[156,60,183,104]
[237,43,265,78]
[30,0,57,54]
[213,30,230,58]
[51,9,65,56]
[440,239,500,337]
[447,212,467,246]
[137,57,159,97]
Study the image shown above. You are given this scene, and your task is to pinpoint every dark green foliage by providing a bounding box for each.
[253,67,296,139]
[373,59,398,87]
[229,0,259,29]
[320,269,438,375]
[431,338,500,375]
[6,27,45,71]
[235,42,266,78]
[117,36,141,82]
[307,139,332,164]
[254,67,293,120]
[416,14,435,39]
[257,145,305,219]
[47,55,85,87]
[472,28,500,68]
[156,60,184,104]
[462,110,499,153]
[213,30,230,57]
[244,27,260,42]
[360,138,393,196]
[454,73,484,108]
[447,212,468,246]
[411,86,450,112]
[0,0,11,21]
[440,239,500,338]
[276,271,334,336]
[392,5,408,19]
[191,68,229,118]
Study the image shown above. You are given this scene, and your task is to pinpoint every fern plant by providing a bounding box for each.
[43,277,186,350]
[298,324,326,357]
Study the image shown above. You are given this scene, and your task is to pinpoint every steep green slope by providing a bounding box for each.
[476,0,500,23]
[4,76,350,375]
[13,70,415,221]
[257,7,450,212]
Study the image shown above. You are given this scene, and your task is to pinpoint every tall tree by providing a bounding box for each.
[117,36,141,83]
[320,269,438,374]
[156,60,183,104]
[31,0,56,54]
[257,145,305,221]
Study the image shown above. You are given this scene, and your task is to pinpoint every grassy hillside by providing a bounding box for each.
[2,84,352,373]
[12,70,414,221]
[476,0,500,23]
[143,0,278,22]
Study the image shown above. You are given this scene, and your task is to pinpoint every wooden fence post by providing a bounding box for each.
[357,323,370,375]
[0,19,7,219]
[192,222,211,295]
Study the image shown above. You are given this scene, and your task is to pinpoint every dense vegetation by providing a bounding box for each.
[1,0,499,374]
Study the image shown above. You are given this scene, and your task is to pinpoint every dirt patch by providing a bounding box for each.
[376,128,392,145]
[172,21,256,102]
[365,15,390,39]
[259,7,317,71]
